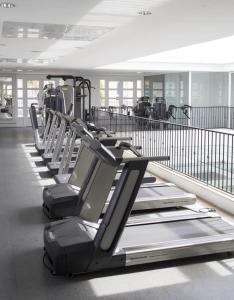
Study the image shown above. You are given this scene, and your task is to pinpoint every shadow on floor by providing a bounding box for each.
[38,171,53,179]
[34,161,46,167]
[17,206,49,225]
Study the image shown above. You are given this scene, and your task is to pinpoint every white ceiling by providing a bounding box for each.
[0,0,234,72]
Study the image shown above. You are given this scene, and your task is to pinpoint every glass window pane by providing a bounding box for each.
[100,80,105,89]
[123,99,133,106]
[18,99,23,107]
[137,80,142,89]
[123,81,133,89]
[27,90,39,98]
[123,90,133,98]
[58,79,65,86]
[100,98,105,106]
[153,82,163,89]
[17,79,23,88]
[100,90,105,98]
[137,90,142,98]
[153,90,163,97]
[43,80,55,87]
[27,99,38,107]
[27,80,39,89]
[18,108,23,117]
[109,81,119,89]
[17,89,23,98]
[109,98,119,106]
[145,80,150,88]
[108,90,119,98]
[6,89,12,96]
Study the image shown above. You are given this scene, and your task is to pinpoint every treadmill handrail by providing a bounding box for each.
[122,156,170,163]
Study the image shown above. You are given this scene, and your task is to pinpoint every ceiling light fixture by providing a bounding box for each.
[138,10,152,15]
[17,69,23,72]
[31,50,42,53]
[0,2,16,8]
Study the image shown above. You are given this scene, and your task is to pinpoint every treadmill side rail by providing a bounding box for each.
[124,233,234,266]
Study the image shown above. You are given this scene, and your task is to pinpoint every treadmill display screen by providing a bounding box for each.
[69,145,96,188]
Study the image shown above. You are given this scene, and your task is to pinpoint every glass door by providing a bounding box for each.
[0,76,13,123]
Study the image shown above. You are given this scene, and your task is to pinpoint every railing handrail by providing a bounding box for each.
[94,108,234,137]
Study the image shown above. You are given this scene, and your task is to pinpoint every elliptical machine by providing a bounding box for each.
[133,96,151,118]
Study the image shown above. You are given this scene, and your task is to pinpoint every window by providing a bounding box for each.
[17,108,23,117]
[18,99,23,107]
[123,81,133,89]
[99,79,142,107]
[17,90,23,98]
[109,81,119,89]
[17,79,23,89]
[17,78,23,118]
[123,90,133,98]
[137,90,142,98]
[109,98,119,106]
[27,80,39,89]
[100,80,105,89]
[109,90,119,98]
[27,90,39,98]
[43,80,55,88]
[27,99,38,107]
[122,80,133,106]
[99,79,106,106]
[153,81,163,97]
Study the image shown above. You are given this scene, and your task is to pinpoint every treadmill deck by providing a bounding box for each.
[116,216,234,265]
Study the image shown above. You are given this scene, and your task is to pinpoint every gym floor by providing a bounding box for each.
[1,127,234,300]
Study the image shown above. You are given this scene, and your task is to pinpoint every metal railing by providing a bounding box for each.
[91,108,234,195]
[96,105,234,130]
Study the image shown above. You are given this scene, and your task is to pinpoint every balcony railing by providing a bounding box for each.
[97,106,234,129]
[91,108,234,195]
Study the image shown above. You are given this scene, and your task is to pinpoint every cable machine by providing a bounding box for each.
[46,75,91,121]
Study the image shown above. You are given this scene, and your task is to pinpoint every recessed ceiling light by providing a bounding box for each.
[0,2,16,8]
[138,10,152,15]
[17,69,23,72]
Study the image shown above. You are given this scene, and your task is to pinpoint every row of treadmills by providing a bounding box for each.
[29,104,234,276]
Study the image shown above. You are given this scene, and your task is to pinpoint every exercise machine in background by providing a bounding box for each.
[46,75,91,121]
[133,96,192,122]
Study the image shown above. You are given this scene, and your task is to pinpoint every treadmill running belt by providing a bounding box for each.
[118,218,234,248]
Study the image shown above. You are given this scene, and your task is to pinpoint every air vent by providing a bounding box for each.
[2,21,114,41]
[138,10,152,15]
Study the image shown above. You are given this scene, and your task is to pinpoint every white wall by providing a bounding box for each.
[191,72,229,107]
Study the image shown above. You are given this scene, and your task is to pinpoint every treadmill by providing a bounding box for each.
[44,145,234,276]
[43,128,194,220]
[29,105,54,154]
[42,112,69,164]
[53,128,156,185]
[47,120,122,176]
[49,120,133,177]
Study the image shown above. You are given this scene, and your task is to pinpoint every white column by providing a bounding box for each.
[188,72,192,126]
[228,72,232,129]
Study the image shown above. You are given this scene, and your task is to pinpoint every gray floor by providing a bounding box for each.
[1,127,234,300]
